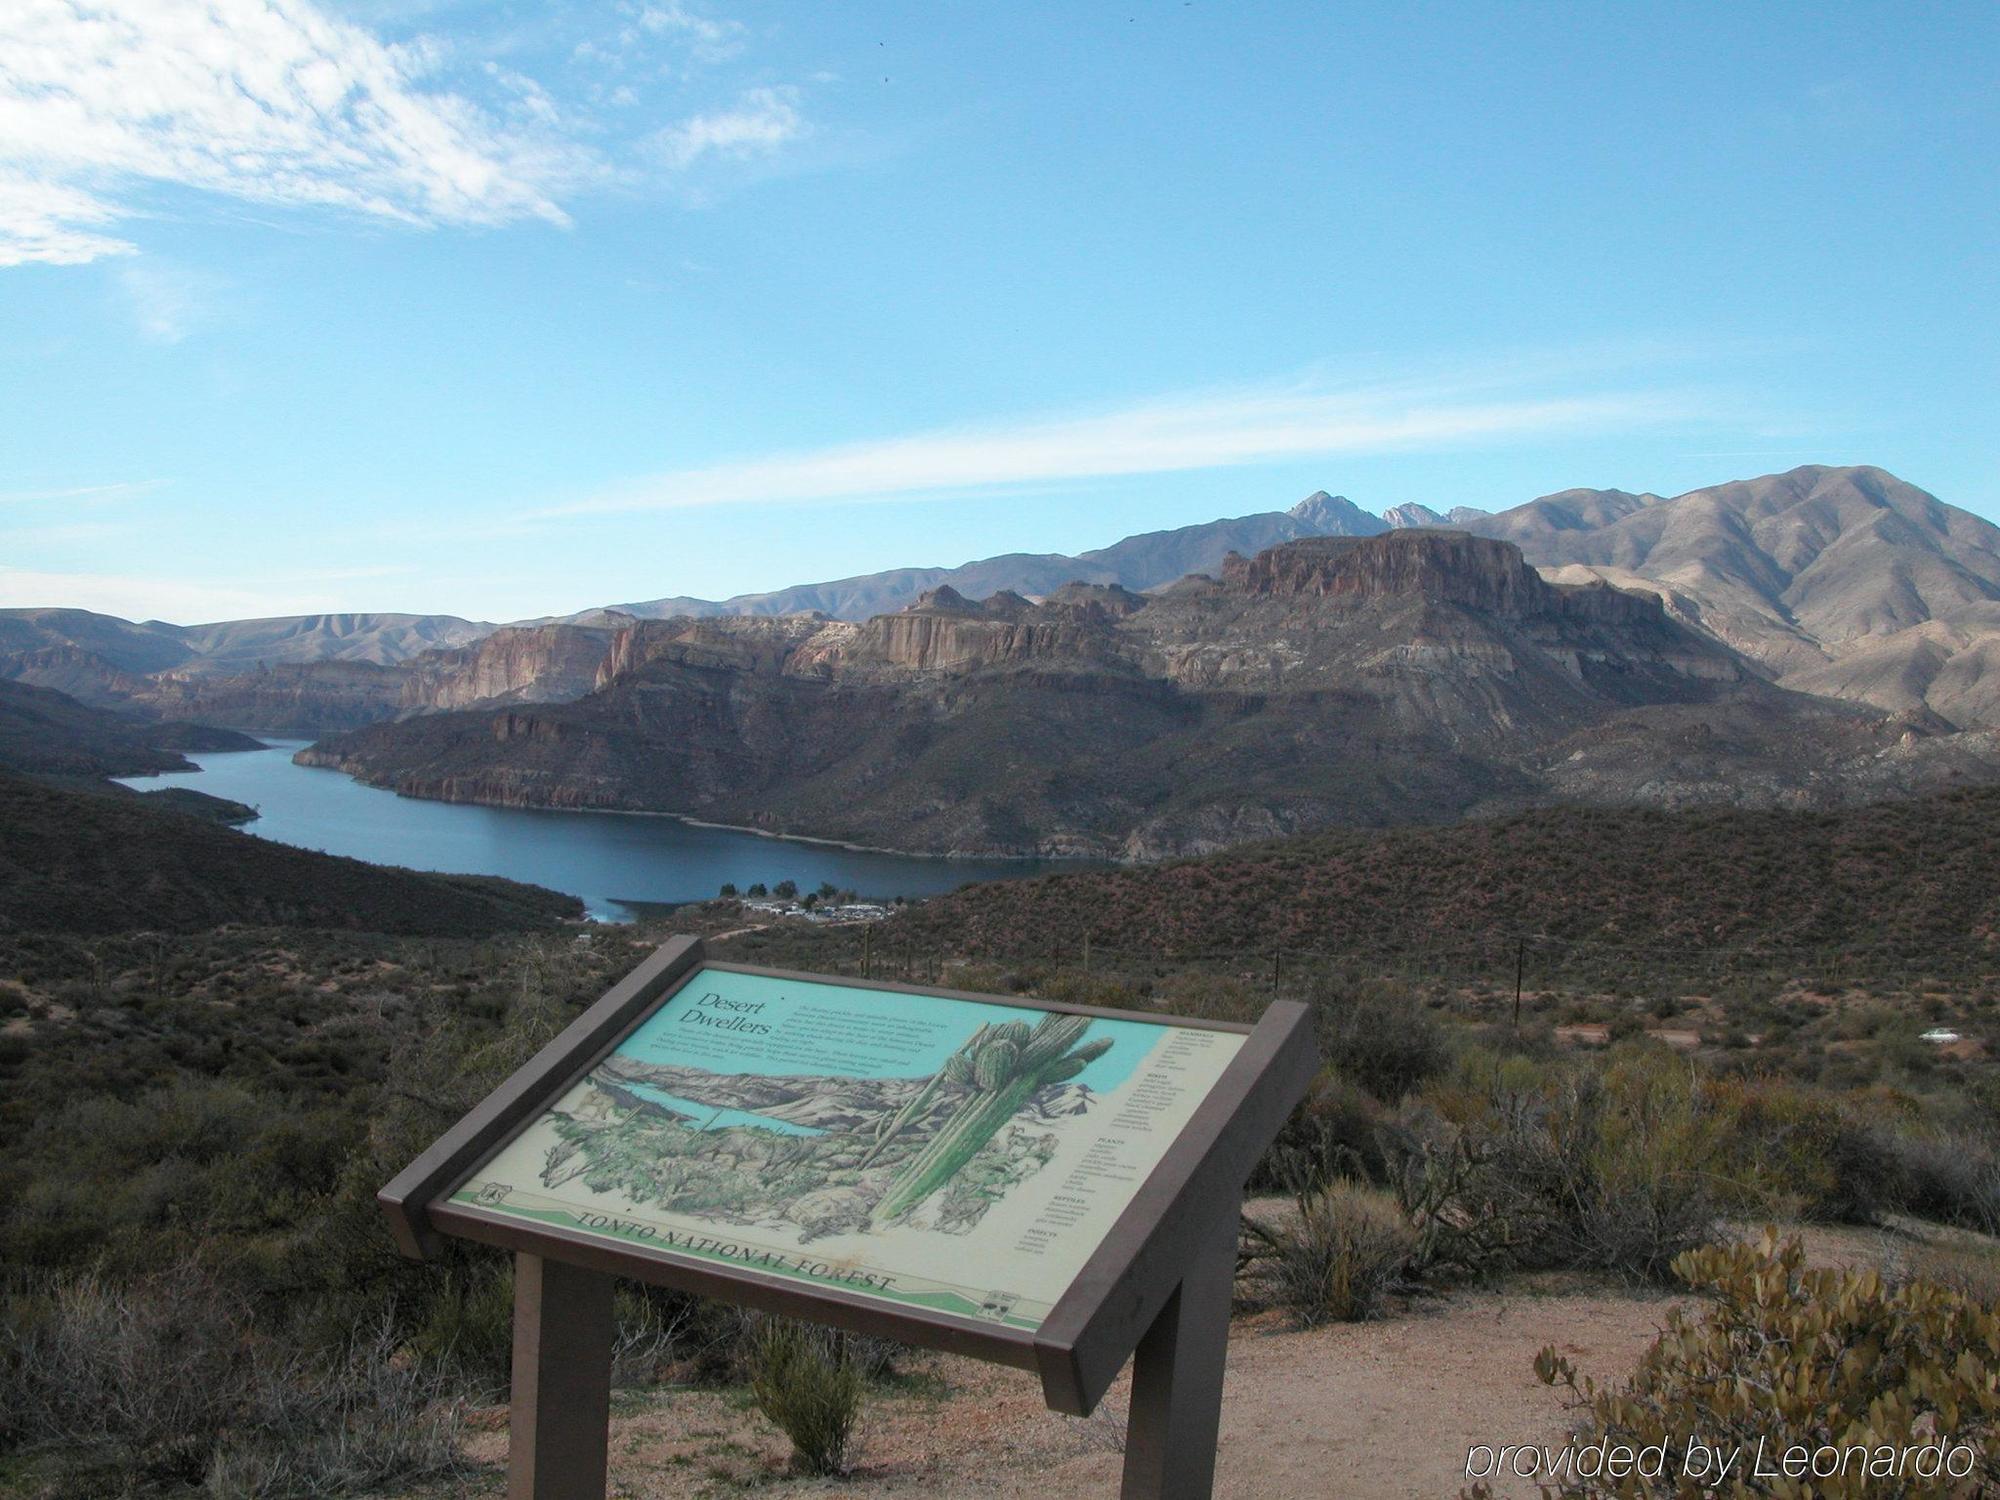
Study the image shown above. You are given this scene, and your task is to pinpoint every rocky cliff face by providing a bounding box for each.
[597,615,839,685]
[835,587,1130,677]
[399,622,621,713]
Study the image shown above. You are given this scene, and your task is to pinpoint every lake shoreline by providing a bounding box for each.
[117,739,1096,921]
[288,745,1114,865]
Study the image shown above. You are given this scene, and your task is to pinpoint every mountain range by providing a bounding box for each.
[294,526,2000,858]
[8,465,2000,737]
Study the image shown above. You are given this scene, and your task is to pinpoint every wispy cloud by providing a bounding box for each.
[546,369,1706,520]
[648,86,805,170]
[116,263,215,342]
[0,0,812,268]
[0,478,164,505]
[633,1,745,64]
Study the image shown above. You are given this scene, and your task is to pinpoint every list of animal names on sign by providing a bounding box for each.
[1014,1028,1231,1259]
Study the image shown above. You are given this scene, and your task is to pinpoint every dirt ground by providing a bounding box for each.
[426,1282,1675,1500]
[414,1222,1977,1500]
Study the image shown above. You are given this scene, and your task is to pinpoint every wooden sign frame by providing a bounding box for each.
[382,935,1315,1499]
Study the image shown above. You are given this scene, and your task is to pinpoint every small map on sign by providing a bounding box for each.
[453,967,1245,1330]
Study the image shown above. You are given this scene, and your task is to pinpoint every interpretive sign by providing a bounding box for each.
[383,936,1314,1500]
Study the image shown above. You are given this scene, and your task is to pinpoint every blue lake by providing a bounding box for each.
[116,740,1085,922]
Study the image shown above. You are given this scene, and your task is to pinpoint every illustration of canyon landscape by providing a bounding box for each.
[533,1009,1113,1243]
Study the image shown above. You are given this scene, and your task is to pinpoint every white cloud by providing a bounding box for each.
[0,0,598,267]
[0,170,134,265]
[649,86,804,170]
[548,373,1703,519]
[0,565,318,622]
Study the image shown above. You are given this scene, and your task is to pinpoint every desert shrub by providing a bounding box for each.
[404,1263,515,1390]
[1250,1070,1390,1193]
[1403,1050,1725,1283]
[1480,1232,2000,1498]
[748,1318,863,1476]
[1312,979,1452,1101]
[202,1318,466,1499]
[1887,1128,2000,1235]
[0,1269,465,1498]
[1707,1078,1907,1223]
[1241,1176,1415,1325]
[1485,1056,1725,1281]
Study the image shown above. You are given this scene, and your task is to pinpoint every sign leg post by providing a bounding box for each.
[508,1253,614,1500]
[1119,1199,1241,1500]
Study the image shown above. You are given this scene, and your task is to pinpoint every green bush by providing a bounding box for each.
[1478,1232,2000,1498]
[1395,1049,1724,1284]
[747,1318,863,1477]
[1250,1069,1390,1193]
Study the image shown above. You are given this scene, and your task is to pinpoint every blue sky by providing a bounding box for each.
[1,1,1994,624]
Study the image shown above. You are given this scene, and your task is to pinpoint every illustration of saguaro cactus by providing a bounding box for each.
[856,1024,991,1169]
[879,1013,1113,1220]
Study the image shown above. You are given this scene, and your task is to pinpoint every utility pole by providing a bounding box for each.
[1513,937,1526,1033]
[1272,946,1283,995]
[862,925,872,980]
[1083,932,1091,976]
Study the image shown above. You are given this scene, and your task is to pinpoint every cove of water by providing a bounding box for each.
[613,1079,825,1136]
[116,740,1086,922]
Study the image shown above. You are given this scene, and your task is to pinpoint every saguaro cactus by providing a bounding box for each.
[879,1012,1113,1220]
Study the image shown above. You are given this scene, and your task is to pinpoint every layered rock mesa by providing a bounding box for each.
[295,531,2000,860]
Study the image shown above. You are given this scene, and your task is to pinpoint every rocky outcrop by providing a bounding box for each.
[398,622,621,713]
[838,589,1127,676]
[597,615,838,686]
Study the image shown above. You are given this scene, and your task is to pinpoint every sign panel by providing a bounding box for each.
[450,965,1247,1331]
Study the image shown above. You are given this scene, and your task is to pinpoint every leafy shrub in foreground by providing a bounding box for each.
[1481,1232,2000,1499]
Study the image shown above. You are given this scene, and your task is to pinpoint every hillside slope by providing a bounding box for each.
[1474,466,2000,724]
[0,772,580,934]
[887,787,2000,977]
[0,679,261,778]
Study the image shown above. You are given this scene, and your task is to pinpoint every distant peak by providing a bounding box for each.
[1288,491,1389,536]
[1382,502,1448,529]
